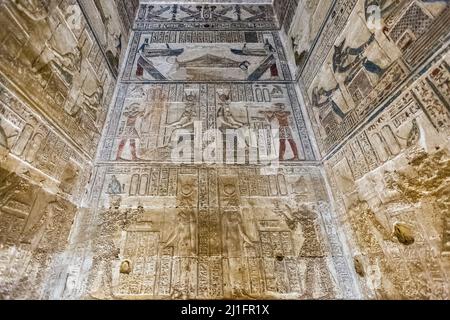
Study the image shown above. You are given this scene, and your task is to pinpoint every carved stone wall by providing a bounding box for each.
[45,2,360,300]
[0,0,119,159]
[78,0,140,76]
[279,0,450,299]
[2,0,448,300]
[0,0,137,298]
[0,166,78,299]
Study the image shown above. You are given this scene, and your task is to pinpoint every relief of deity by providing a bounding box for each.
[216,93,246,129]
[164,208,197,256]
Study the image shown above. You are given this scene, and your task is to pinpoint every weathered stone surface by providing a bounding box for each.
[1,0,449,300]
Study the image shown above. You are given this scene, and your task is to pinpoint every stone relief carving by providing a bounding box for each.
[296,0,449,155]
[0,167,78,299]
[0,82,89,200]
[323,54,450,299]
[115,0,139,34]
[1,0,448,301]
[68,166,345,300]
[0,0,138,299]
[286,0,332,70]
[78,0,135,76]
[134,4,277,30]
[0,0,115,157]
[98,82,314,163]
[124,31,288,82]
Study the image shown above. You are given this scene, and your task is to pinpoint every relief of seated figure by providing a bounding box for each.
[13,0,52,21]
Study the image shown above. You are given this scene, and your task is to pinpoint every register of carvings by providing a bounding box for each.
[294,0,450,156]
[1,0,449,300]
[70,165,350,299]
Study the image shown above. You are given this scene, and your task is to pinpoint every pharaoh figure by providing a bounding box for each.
[333,34,384,84]
[265,39,279,78]
[116,103,145,161]
[291,35,308,68]
[139,87,166,135]
[107,175,122,195]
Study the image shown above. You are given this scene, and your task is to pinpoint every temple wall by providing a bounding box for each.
[46,3,361,300]
[1,0,448,300]
[278,0,450,299]
[0,0,138,299]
